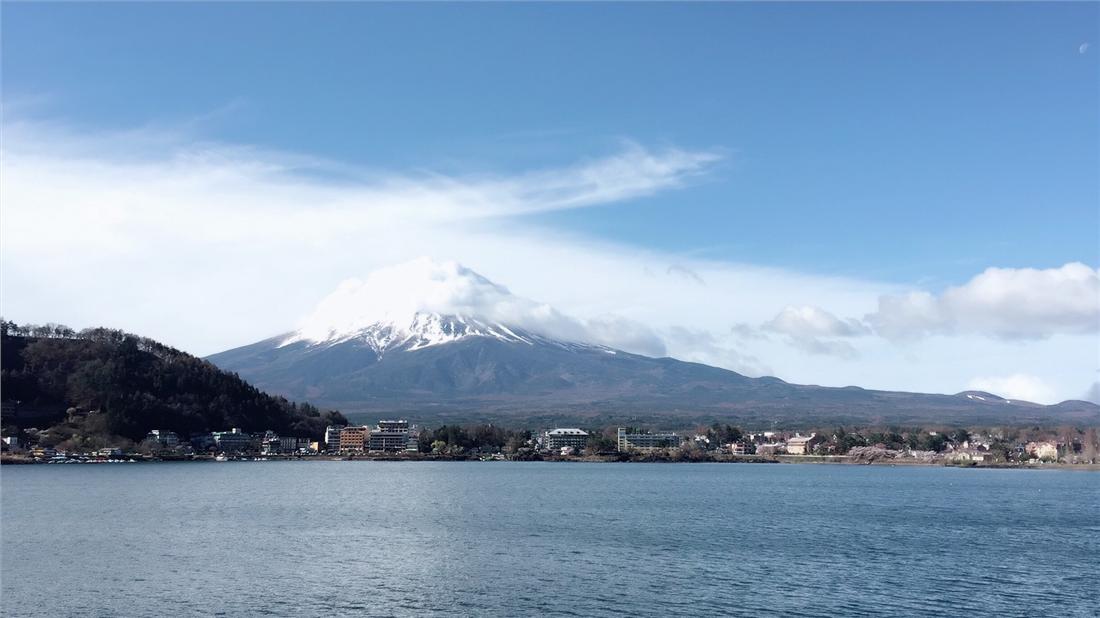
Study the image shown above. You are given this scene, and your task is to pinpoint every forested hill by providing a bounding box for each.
[1,321,346,445]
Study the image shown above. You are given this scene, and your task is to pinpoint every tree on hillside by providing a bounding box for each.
[1079,428,1098,463]
[585,431,617,454]
[1,322,346,443]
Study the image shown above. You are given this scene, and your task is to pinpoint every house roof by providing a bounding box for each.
[547,428,588,436]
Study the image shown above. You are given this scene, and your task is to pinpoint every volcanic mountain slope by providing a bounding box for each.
[207,260,1100,427]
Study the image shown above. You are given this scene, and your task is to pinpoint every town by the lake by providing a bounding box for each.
[3,415,1094,468]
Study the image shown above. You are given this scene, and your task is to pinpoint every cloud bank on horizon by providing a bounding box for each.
[1,120,1097,404]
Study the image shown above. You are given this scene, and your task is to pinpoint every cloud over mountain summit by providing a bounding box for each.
[287,258,667,357]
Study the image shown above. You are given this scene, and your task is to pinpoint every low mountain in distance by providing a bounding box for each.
[1,321,347,447]
[206,262,1099,428]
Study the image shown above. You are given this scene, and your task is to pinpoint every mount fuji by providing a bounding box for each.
[207,260,1100,427]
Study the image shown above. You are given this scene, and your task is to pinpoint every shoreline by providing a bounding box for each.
[3,453,1097,470]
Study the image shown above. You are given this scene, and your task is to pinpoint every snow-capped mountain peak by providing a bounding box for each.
[276,257,663,358]
[281,258,589,352]
[281,311,537,357]
[279,310,622,359]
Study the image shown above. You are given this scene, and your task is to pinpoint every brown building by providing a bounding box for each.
[339,426,369,452]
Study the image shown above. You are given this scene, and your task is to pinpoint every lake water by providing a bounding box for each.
[2,462,1097,617]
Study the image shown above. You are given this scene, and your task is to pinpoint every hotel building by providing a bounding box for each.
[617,428,682,452]
[339,426,369,452]
[369,420,413,452]
[544,428,589,451]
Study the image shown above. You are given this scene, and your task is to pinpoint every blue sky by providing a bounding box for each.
[5,2,1096,284]
[2,3,1098,403]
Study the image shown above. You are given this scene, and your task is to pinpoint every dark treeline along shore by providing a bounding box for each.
[2,321,1098,467]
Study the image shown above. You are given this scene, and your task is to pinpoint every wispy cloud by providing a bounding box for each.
[763,305,869,338]
[1,122,721,258]
[493,143,721,215]
[662,326,771,377]
[666,264,706,285]
[1085,381,1100,405]
[2,118,1096,403]
[0,119,732,354]
[759,305,869,360]
[967,374,1055,404]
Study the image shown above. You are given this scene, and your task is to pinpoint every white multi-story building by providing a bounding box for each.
[146,429,180,447]
[544,428,589,451]
[369,420,412,452]
[324,425,344,452]
[212,428,252,452]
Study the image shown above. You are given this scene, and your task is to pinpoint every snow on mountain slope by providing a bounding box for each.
[281,311,530,355]
[280,310,616,359]
[206,259,1100,426]
[278,258,642,356]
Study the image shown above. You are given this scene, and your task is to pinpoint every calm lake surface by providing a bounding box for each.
[2,462,1097,617]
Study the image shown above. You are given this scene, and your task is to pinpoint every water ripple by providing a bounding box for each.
[2,462,1097,617]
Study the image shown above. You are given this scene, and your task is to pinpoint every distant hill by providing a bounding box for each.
[1,321,346,445]
[207,312,1100,428]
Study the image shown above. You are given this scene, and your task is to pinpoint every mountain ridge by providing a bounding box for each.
[207,313,1100,428]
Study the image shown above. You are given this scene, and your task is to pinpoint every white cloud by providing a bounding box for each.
[1,119,1096,403]
[662,326,771,377]
[585,315,667,358]
[758,305,867,359]
[289,258,567,341]
[0,121,747,357]
[496,143,721,215]
[763,305,869,338]
[1085,382,1100,405]
[967,374,1056,404]
[788,337,860,360]
[731,323,768,341]
[287,257,667,357]
[0,121,720,260]
[867,263,1100,340]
